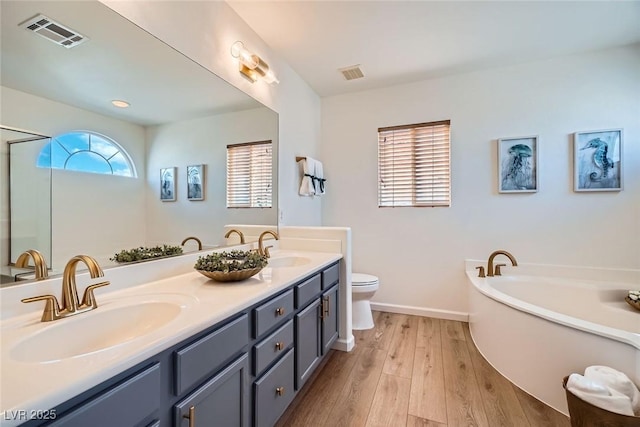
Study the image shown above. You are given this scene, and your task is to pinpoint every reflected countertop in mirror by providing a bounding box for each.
[0,0,278,286]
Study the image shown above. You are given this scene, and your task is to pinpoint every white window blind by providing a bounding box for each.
[378,120,451,207]
[227,140,273,208]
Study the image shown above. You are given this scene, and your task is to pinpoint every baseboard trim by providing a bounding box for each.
[333,335,355,352]
[370,302,469,322]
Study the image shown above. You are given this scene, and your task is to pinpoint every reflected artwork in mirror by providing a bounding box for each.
[0,0,278,285]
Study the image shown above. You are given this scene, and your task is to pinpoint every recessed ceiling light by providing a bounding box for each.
[111,100,130,108]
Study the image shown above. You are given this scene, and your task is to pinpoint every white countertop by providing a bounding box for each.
[0,250,342,426]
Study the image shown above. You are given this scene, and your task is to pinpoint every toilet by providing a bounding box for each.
[351,273,379,330]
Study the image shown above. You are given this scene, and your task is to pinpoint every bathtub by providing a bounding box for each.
[466,261,640,415]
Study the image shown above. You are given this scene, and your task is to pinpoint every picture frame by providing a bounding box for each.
[574,129,623,192]
[497,136,538,193]
[187,164,205,201]
[160,167,176,201]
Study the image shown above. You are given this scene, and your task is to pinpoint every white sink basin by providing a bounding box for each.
[268,255,311,268]
[10,295,193,363]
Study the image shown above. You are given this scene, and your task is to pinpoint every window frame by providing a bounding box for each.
[37,130,137,178]
[378,120,451,208]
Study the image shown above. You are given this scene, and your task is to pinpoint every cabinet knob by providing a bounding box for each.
[275,341,284,351]
[183,405,195,427]
[276,386,285,396]
[275,307,285,316]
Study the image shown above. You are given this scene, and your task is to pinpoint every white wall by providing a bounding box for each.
[1,87,146,270]
[321,46,640,315]
[100,0,323,227]
[145,107,278,248]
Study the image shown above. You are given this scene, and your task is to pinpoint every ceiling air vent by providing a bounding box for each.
[339,65,364,81]
[19,14,88,49]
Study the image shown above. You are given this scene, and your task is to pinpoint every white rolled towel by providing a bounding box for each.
[567,373,635,416]
[584,365,640,415]
[298,157,316,196]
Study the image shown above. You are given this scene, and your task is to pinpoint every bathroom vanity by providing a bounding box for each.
[1,251,343,427]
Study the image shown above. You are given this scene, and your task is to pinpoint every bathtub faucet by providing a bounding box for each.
[486,250,518,277]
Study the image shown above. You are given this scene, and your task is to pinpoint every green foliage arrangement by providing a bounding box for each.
[110,244,183,263]
[194,250,268,273]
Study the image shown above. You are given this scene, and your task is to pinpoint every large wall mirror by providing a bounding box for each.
[0,1,278,285]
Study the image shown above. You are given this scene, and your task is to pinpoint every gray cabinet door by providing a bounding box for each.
[294,299,321,390]
[321,284,339,355]
[49,364,161,427]
[174,354,249,427]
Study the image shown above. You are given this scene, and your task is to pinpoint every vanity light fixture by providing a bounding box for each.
[230,41,279,85]
[111,100,130,108]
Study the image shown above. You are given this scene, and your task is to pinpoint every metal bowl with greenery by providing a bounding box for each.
[626,290,640,312]
[110,244,183,263]
[194,250,268,282]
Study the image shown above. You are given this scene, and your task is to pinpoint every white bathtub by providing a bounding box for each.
[466,261,640,415]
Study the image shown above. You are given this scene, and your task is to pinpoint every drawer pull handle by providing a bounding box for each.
[183,405,195,427]
[320,296,330,320]
[276,386,285,396]
[275,341,284,351]
[275,307,285,316]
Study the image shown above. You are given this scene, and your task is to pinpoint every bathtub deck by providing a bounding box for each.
[277,311,570,427]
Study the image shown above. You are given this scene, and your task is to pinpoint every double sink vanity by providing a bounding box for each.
[1,248,343,427]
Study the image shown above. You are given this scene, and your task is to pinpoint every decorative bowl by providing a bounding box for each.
[194,250,267,283]
[625,295,640,312]
[196,267,263,282]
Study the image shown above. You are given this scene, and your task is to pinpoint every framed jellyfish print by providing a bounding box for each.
[574,129,623,192]
[187,164,205,201]
[498,136,538,193]
[160,167,176,201]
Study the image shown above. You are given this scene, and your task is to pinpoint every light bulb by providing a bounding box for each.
[263,69,279,85]
[231,41,258,69]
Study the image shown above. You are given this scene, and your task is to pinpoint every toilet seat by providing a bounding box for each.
[352,273,378,286]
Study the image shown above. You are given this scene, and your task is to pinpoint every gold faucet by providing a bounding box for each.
[258,230,279,258]
[181,236,203,250]
[21,255,110,322]
[15,249,48,280]
[486,250,518,277]
[224,229,245,244]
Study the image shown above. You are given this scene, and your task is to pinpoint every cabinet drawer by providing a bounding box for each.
[321,262,340,289]
[174,354,249,427]
[253,319,294,376]
[175,314,249,395]
[295,273,321,309]
[253,290,293,338]
[50,364,160,427]
[254,348,295,427]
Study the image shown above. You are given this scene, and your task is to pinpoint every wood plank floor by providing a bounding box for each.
[276,311,570,427]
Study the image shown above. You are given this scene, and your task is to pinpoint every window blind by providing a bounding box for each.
[378,120,451,207]
[227,140,273,208]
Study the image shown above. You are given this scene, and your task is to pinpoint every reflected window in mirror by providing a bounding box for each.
[36,131,136,177]
[227,140,273,208]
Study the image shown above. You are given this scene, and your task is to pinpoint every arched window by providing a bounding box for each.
[37,131,136,177]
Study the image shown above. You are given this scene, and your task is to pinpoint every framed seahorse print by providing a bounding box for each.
[574,129,623,192]
[498,136,538,193]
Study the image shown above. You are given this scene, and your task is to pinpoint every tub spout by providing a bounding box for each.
[486,250,517,277]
